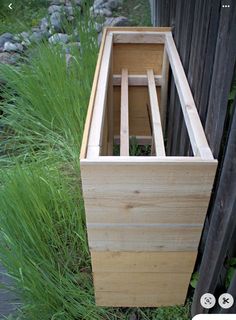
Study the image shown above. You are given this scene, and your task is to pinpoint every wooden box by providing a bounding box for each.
[80,27,217,307]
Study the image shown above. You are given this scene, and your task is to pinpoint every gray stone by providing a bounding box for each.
[67,15,74,22]
[48,33,69,44]
[40,17,49,32]
[51,0,65,4]
[0,33,14,48]
[75,0,82,5]
[48,5,62,14]
[107,0,119,10]
[20,32,31,46]
[50,11,63,32]
[30,31,45,43]
[103,8,112,16]
[94,0,107,8]
[3,42,23,52]
[104,16,129,26]
[0,52,21,65]
[95,22,103,33]
[65,5,73,15]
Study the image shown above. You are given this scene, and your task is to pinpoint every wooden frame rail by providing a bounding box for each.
[147,69,166,156]
[120,69,129,156]
[83,28,214,162]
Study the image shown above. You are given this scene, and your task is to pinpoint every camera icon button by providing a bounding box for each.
[200,293,216,309]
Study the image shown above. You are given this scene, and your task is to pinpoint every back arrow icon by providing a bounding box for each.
[8,3,13,9]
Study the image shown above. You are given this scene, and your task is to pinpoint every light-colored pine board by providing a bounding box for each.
[87,33,113,159]
[107,50,114,155]
[80,30,108,160]
[91,251,197,273]
[112,32,165,44]
[160,47,169,132]
[120,68,129,156]
[93,272,191,307]
[147,69,166,156]
[84,194,212,225]
[87,224,202,251]
[113,43,164,75]
[113,74,162,86]
[165,33,213,160]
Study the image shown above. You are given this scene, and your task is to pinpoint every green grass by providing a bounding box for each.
[0,0,48,34]
[0,1,190,319]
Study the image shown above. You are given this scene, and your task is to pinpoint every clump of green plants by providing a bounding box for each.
[0,0,48,34]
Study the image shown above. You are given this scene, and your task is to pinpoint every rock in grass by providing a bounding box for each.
[48,33,69,44]
[107,0,119,10]
[50,11,63,32]
[30,31,47,43]
[48,5,62,15]
[104,16,129,26]
[0,33,15,48]
[0,52,21,65]
[40,17,49,32]
[3,42,23,52]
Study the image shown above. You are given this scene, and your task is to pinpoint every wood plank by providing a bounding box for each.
[120,68,129,156]
[113,74,162,86]
[86,33,113,159]
[87,224,202,252]
[91,251,197,273]
[113,43,164,75]
[80,30,108,159]
[84,194,213,225]
[93,272,191,307]
[107,48,114,155]
[165,32,213,160]
[112,32,165,44]
[147,69,166,156]
[160,46,169,133]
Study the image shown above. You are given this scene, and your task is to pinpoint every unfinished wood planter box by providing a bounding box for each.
[80,27,217,307]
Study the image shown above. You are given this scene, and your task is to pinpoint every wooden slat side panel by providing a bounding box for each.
[87,224,202,251]
[91,251,197,273]
[113,43,164,75]
[93,272,191,307]
[84,195,212,225]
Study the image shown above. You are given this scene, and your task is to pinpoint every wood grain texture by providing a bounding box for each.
[87,224,202,251]
[120,68,129,156]
[80,29,107,159]
[91,251,197,273]
[147,69,166,156]
[113,32,165,44]
[93,272,191,307]
[87,33,113,158]
[113,43,164,75]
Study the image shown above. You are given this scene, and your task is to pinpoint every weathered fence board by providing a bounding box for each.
[153,0,236,315]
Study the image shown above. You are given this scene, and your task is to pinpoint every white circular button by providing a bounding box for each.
[200,293,216,309]
[218,293,234,309]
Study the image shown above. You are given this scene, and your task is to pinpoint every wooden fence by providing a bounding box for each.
[150,0,236,315]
